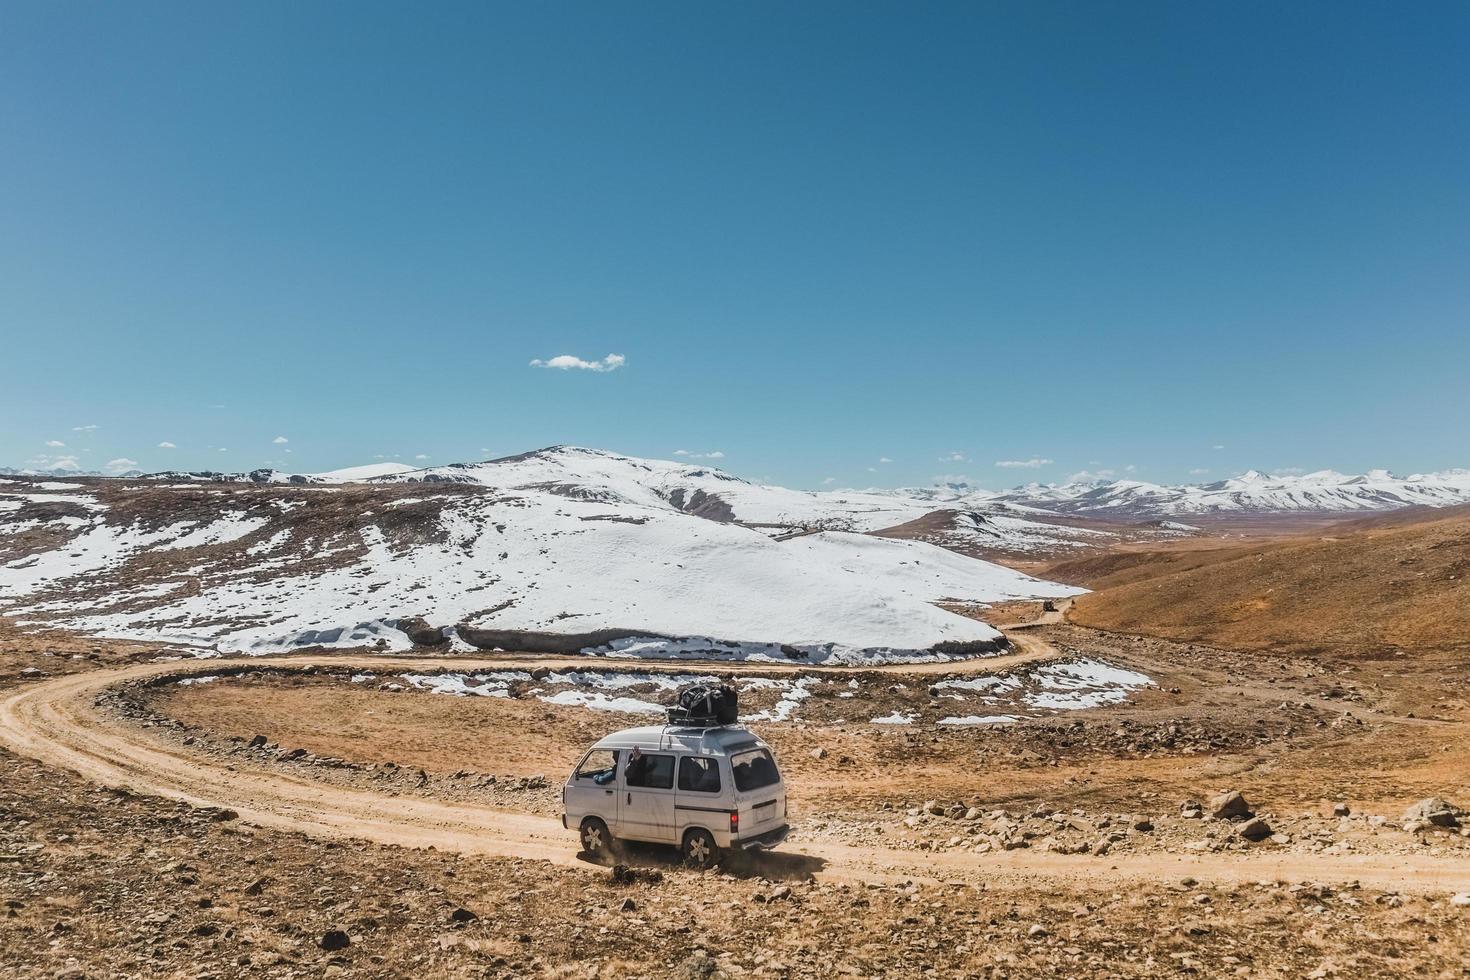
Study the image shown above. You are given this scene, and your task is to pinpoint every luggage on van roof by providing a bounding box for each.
[666,683,738,727]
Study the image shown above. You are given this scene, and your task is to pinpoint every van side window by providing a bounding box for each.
[575,749,618,785]
[625,753,674,790]
[677,756,721,794]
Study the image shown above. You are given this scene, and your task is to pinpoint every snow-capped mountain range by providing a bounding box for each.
[122,449,1470,520]
[6,446,1464,661]
[990,468,1470,517]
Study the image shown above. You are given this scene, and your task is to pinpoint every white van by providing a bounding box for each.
[561,723,789,867]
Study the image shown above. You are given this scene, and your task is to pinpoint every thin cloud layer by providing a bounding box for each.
[529,353,626,372]
[995,457,1053,469]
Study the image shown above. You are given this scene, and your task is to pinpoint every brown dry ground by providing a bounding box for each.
[1048,509,1470,657]
[3,624,1470,977]
[141,626,1470,823]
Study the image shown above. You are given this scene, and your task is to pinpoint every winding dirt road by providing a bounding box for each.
[4,646,1470,895]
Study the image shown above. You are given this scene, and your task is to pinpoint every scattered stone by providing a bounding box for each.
[1027,924,1048,938]
[1402,798,1459,828]
[449,907,478,924]
[1332,802,1351,817]
[247,735,267,749]
[1237,817,1273,841]
[1210,791,1251,820]
[810,747,828,760]
[618,897,637,913]
[610,865,663,886]
[319,930,351,951]
[1449,893,1470,908]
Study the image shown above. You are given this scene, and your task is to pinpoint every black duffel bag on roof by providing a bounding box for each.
[668,683,738,726]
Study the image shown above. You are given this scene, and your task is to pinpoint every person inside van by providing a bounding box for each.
[622,747,647,786]
[588,750,619,786]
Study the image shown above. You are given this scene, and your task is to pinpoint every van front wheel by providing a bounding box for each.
[682,828,719,869]
[580,818,613,859]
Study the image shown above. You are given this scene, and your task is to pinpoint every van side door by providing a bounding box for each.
[621,752,677,843]
[675,753,728,839]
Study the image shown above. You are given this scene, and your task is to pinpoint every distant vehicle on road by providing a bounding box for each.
[562,721,789,868]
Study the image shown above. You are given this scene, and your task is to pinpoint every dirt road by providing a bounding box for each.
[4,651,1470,896]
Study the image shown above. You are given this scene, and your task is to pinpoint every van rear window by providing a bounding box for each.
[730,748,780,791]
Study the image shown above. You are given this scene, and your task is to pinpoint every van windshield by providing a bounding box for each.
[730,748,780,791]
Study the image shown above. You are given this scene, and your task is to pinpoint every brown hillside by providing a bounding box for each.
[1065,511,1470,656]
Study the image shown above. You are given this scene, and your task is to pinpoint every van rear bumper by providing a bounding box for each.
[737,823,789,851]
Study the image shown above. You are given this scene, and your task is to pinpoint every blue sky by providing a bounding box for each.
[3,2,1467,488]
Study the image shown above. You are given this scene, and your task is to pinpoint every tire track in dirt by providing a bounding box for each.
[4,647,1470,894]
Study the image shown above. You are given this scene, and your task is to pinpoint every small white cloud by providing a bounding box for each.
[932,473,974,487]
[1212,444,1225,451]
[1188,468,1209,476]
[284,448,293,454]
[415,453,430,460]
[674,449,725,460]
[529,353,626,372]
[218,448,228,453]
[821,477,836,486]
[45,439,65,448]
[1067,469,1116,482]
[995,457,1054,469]
[71,424,99,432]
[157,441,177,449]
[1124,464,1137,473]
[104,457,139,475]
[938,451,968,463]
[272,435,289,444]
[866,467,877,473]
[878,457,893,464]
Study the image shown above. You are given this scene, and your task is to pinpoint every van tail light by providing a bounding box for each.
[730,811,739,835]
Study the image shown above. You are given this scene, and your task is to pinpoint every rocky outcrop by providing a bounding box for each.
[453,626,666,655]
[396,617,448,647]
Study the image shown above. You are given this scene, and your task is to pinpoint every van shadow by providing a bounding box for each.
[577,842,827,881]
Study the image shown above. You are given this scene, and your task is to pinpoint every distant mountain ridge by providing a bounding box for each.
[991,468,1470,517]
[13,448,1469,519]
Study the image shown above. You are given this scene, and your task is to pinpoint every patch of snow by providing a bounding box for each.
[537,690,665,714]
[938,714,1018,725]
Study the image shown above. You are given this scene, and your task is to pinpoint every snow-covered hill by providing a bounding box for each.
[364,446,1110,555]
[0,462,1080,662]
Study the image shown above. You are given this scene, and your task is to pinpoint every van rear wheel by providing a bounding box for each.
[580,817,613,859]
[682,828,719,869]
